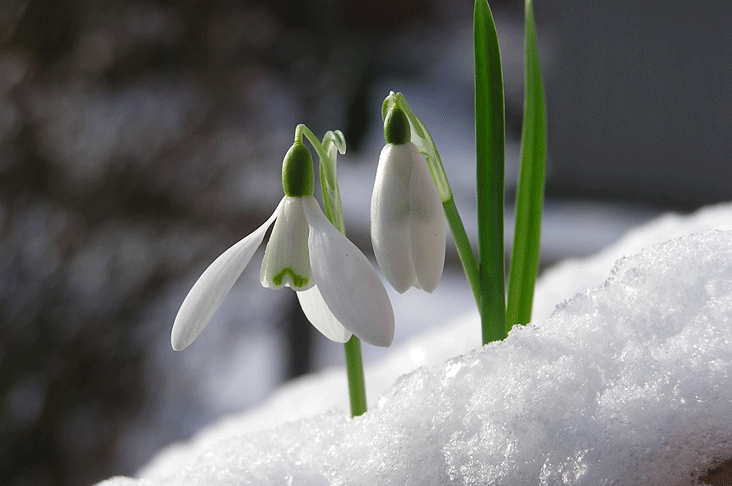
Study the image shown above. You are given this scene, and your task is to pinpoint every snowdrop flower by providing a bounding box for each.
[172,141,394,351]
[371,105,446,293]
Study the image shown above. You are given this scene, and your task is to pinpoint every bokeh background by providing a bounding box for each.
[1,1,730,485]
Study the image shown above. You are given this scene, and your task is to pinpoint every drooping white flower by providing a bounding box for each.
[371,106,446,294]
[172,142,394,351]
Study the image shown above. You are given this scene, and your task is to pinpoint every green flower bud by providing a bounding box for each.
[282,142,315,197]
[384,105,411,145]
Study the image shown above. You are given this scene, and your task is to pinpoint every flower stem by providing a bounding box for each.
[296,124,346,232]
[343,335,367,416]
[443,197,481,308]
[296,124,368,417]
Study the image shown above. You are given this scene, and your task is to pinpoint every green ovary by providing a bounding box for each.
[273,267,309,288]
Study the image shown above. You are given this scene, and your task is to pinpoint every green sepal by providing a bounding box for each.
[282,142,315,197]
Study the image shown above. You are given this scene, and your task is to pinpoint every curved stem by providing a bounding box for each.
[443,198,481,308]
[295,124,328,162]
[296,124,367,417]
[296,124,346,233]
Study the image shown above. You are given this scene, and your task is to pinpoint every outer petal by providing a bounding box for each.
[296,286,352,343]
[303,196,394,347]
[171,199,283,351]
[408,143,446,293]
[260,196,314,290]
[370,143,416,293]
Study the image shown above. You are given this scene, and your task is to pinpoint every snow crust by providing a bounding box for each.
[99,203,732,485]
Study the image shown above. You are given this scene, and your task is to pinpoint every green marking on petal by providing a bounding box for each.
[273,267,309,288]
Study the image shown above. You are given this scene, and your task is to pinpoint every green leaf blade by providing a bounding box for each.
[506,0,548,331]
[474,0,507,344]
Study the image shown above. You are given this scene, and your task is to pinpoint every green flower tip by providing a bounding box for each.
[381,91,398,121]
[384,105,411,145]
[282,142,314,197]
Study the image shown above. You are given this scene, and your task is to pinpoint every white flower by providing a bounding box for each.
[370,107,446,293]
[172,143,394,351]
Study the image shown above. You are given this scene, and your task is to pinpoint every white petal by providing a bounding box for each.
[303,196,394,347]
[408,143,446,293]
[260,196,314,290]
[171,199,283,351]
[296,286,352,343]
[370,143,416,293]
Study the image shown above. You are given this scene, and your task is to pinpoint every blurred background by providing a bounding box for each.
[1,1,730,484]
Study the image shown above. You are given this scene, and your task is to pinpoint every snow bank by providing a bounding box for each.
[99,204,732,485]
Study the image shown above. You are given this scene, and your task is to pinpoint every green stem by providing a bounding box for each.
[443,197,481,308]
[295,124,329,165]
[474,0,507,344]
[296,124,346,232]
[296,124,367,417]
[343,335,367,417]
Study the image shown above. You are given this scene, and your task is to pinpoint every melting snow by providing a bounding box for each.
[99,203,732,485]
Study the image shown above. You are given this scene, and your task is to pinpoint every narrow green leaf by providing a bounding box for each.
[474,0,506,344]
[506,0,547,331]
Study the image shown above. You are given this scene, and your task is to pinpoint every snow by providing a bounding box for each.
[99,203,732,485]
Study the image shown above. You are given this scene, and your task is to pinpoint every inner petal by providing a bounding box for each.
[273,267,309,288]
[260,197,314,290]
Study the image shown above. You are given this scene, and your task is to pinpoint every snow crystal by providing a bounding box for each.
[98,222,732,485]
